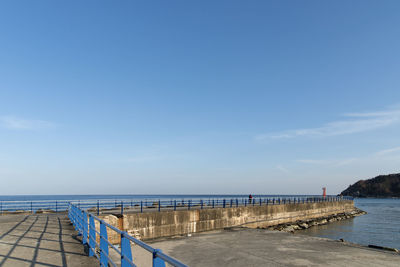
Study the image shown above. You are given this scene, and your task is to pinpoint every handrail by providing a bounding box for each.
[68,203,188,267]
[0,196,353,215]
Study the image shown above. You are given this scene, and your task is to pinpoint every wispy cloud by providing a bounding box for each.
[296,159,329,164]
[296,145,400,167]
[256,107,400,141]
[296,158,357,167]
[0,116,54,130]
[276,165,290,173]
[375,146,400,156]
[126,155,161,163]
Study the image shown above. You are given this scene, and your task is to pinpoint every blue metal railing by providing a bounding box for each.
[69,203,187,267]
[0,196,353,215]
[0,200,70,214]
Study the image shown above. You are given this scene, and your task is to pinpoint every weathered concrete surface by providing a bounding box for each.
[101,201,356,242]
[0,214,97,267]
[148,228,400,267]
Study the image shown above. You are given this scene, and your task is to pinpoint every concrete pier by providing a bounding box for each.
[148,228,400,267]
[0,214,97,267]
[1,211,398,267]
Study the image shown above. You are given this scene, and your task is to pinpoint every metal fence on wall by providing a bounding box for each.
[0,196,353,215]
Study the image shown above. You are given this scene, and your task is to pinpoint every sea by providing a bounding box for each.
[297,198,400,250]
[0,195,398,250]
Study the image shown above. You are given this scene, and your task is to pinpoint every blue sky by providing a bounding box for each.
[1,1,400,195]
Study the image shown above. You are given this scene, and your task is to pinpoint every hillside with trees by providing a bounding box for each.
[341,173,400,198]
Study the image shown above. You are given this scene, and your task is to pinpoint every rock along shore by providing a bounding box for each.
[260,208,366,233]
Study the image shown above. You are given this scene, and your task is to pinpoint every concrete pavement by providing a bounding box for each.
[149,227,400,267]
[0,214,97,267]
[2,214,399,267]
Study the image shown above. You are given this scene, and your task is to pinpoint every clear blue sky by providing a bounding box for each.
[1,0,400,195]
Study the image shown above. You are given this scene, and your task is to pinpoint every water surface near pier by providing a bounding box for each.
[297,198,400,250]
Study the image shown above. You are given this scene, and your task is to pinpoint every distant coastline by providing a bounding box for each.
[341,173,400,198]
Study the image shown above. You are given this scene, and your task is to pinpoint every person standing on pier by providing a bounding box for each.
[249,194,253,204]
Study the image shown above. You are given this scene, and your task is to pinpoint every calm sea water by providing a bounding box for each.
[298,198,400,250]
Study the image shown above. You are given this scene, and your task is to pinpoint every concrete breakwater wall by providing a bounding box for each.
[98,200,355,244]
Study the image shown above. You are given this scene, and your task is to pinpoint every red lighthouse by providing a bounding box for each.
[322,187,327,198]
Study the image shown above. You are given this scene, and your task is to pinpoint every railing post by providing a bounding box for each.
[121,233,133,267]
[259,198,262,206]
[74,206,77,229]
[55,201,58,213]
[31,201,33,214]
[121,201,124,215]
[79,210,84,235]
[153,249,166,267]
[200,199,203,209]
[188,200,191,210]
[158,200,161,212]
[212,199,215,208]
[76,208,80,233]
[230,199,233,208]
[97,200,100,216]
[89,216,96,257]
[74,206,77,230]
[174,200,176,211]
[70,205,73,227]
[82,211,88,245]
[236,198,238,207]
[100,221,109,267]
[141,201,143,213]
[223,199,226,208]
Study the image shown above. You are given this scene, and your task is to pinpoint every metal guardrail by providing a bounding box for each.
[69,203,187,267]
[0,196,353,215]
[0,200,70,213]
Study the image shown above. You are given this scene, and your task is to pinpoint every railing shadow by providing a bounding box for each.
[0,215,88,267]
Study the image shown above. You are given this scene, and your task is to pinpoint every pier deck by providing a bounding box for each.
[149,228,399,267]
[0,214,97,267]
